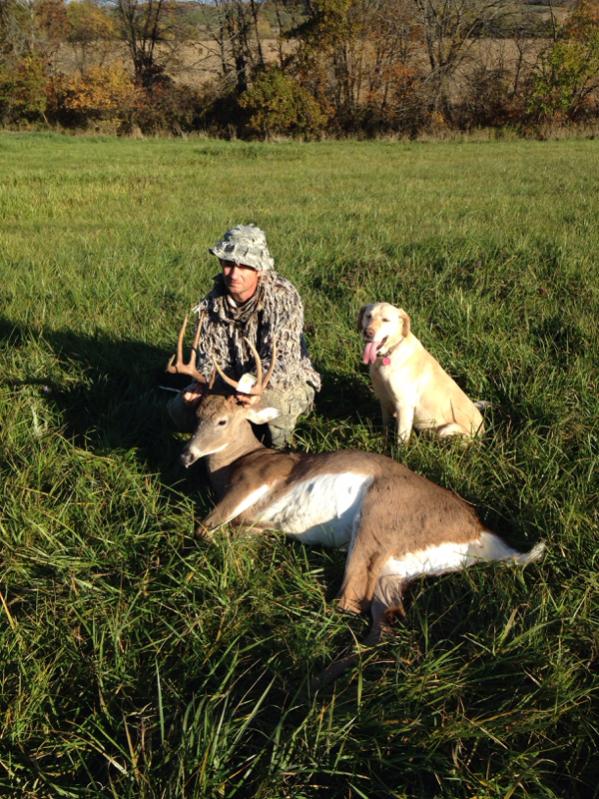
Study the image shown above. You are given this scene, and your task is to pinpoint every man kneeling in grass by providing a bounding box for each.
[168,224,321,448]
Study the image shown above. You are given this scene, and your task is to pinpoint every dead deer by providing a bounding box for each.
[167,318,545,682]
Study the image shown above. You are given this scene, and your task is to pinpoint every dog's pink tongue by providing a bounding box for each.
[362,342,379,365]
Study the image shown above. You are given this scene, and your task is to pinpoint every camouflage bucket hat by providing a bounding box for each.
[209,224,274,272]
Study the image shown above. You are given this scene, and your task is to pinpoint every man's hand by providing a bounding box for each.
[181,381,206,406]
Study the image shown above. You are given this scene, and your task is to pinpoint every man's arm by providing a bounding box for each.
[258,278,305,377]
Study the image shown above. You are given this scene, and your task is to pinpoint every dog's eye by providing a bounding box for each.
[382,318,390,323]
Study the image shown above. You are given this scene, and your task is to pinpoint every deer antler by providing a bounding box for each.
[166,314,208,384]
[212,338,277,396]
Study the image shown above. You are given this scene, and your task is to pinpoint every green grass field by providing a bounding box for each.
[0,132,597,798]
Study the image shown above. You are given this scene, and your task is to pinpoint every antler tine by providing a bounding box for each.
[166,314,188,373]
[243,337,263,388]
[243,337,277,394]
[262,341,277,391]
[191,313,202,357]
[211,357,241,390]
[211,338,278,396]
[166,313,207,383]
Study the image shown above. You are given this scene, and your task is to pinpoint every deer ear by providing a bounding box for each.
[357,304,371,332]
[246,406,280,425]
[399,309,411,337]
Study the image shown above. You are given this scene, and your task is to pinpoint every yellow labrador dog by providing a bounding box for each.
[358,302,484,443]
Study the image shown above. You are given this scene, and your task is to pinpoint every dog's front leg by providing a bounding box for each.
[396,405,414,443]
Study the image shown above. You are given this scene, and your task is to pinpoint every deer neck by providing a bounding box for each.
[205,424,265,486]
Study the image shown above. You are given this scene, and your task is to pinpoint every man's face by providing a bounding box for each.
[220,260,260,304]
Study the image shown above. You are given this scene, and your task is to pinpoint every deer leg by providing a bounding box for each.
[198,482,271,536]
[373,575,407,625]
[338,554,384,615]
[314,579,407,689]
[337,478,411,614]
[337,528,389,615]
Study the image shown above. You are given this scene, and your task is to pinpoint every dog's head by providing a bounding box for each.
[357,302,411,365]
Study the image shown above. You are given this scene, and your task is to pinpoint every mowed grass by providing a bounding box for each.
[0,132,597,798]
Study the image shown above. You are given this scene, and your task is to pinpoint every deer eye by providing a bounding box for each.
[217,419,227,426]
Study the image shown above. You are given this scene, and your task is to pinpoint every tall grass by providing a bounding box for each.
[0,132,597,798]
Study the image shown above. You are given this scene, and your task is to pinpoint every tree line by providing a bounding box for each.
[1,0,598,137]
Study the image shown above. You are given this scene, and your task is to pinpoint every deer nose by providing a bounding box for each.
[180,448,197,469]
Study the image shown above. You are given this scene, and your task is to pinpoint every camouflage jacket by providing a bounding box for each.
[191,272,321,392]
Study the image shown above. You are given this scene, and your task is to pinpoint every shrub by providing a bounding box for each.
[530,37,599,121]
[0,56,48,124]
[48,64,138,127]
[456,65,528,130]
[239,68,328,139]
[131,81,204,135]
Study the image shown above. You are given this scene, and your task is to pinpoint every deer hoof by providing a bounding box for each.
[337,595,366,615]
[195,523,214,542]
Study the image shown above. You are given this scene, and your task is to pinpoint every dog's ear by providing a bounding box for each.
[399,309,411,338]
[357,304,371,332]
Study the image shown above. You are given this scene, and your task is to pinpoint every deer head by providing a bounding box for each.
[181,394,279,468]
[167,315,278,469]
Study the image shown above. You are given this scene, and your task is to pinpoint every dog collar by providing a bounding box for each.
[377,340,400,364]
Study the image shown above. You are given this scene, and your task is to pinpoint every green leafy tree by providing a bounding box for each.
[530,1,599,120]
[239,66,327,137]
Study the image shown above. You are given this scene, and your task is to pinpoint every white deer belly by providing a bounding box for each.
[255,473,373,548]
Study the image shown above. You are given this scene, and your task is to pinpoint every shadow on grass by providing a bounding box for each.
[0,315,208,494]
[314,366,374,421]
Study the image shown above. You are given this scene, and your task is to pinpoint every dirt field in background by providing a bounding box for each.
[55,36,548,93]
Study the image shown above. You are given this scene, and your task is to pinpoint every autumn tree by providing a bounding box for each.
[0,51,47,121]
[66,0,116,71]
[286,0,423,131]
[202,0,267,95]
[0,0,68,65]
[404,0,513,120]
[0,0,69,124]
[113,0,181,87]
[0,0,28,60]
